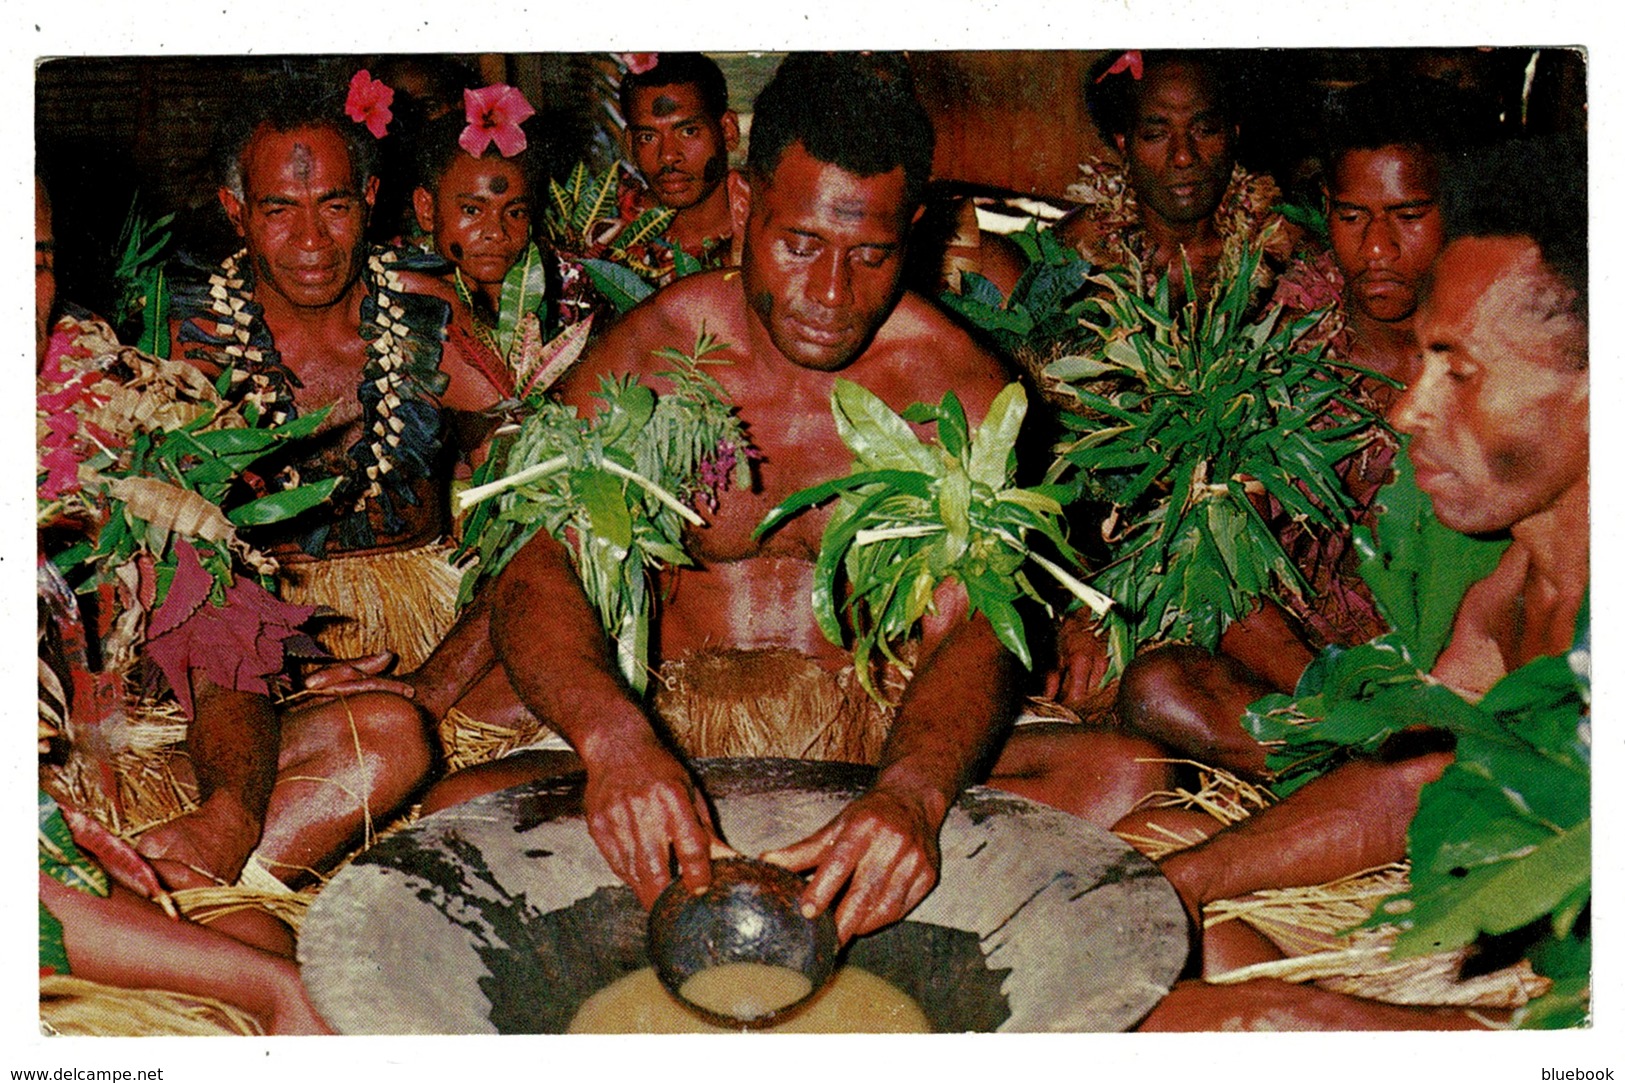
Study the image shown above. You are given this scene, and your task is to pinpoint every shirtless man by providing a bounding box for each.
[1138,136,1587,1028]
[1111,81,1466,773]
[619,52,742,276]
[146,83,503,890]
[169,82,504,658]
[1054,51,1283,298]
[366,53,1167,943]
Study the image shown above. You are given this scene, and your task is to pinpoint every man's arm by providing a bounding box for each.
[136,677,280,887]
[482,296,731,906]
[486,527,729,906]
[1158,750,1453,922]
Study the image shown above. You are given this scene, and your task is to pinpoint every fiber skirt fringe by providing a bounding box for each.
[278,539,461,672]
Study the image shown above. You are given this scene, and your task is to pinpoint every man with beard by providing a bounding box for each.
[357,53,1169,943]
[617,52,743,280]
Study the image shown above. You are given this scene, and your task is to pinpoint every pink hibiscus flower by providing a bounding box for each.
[345,70,395,139]
[460,84,536,158]
[617,53,659,75]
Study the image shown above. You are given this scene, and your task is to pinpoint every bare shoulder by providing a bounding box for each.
[561,269,745,405]
[1431,544,1529,698]
[868,290,1015,420]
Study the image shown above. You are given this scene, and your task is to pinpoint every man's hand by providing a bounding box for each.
[1043,608,1117,716]
[581,735,737,908]
[298,652,415,702]
[135,799,263,889]
[761,786,941,944]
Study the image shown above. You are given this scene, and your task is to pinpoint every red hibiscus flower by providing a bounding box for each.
[460,84,536,158]
[345,69,395,139]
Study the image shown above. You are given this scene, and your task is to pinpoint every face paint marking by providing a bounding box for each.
[291,142,314,183]
[652,94,680,117]
[448,241,465,261]
[489,174,509,195]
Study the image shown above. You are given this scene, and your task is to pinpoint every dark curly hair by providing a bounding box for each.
[1439,133,1587,321]
[747,52,935,207]
[1320,75,1496,170]
[618,52,730,123]
[218,75,380,200]
[1084,50,1238,143]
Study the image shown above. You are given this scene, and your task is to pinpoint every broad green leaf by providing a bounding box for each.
[581,259,656,313]
[966,382,1026,488]
[937,391,969,460]
[1354,447,1508,670]
[496,242,548,358]
[671,244,703,279]
[1387,819,1589,958]
[831,380,939,474]
[938,468,971,548]
[225,477,341,526]
[575,468,633,553]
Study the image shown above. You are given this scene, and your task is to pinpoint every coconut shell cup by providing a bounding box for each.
[647,857,839,1028]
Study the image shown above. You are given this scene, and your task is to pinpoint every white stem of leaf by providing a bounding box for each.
[853,523,945,546]
[456,454,569,511]
[601,459,706,526]
[1021,543,1116,617]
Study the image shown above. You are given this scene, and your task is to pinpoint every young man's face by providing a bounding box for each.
[1116,61,1235,229]
[1393,236,1588,535]
[1328,144,1443,325]
[739,141,912,372]
[625,82,737,211]
[221,124,377,310]
[414,153,532,289]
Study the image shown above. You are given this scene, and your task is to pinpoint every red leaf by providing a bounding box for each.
[144,540,316,717]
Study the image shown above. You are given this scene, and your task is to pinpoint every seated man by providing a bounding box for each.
[1053,49,1293,300]
[347,53,1168,943]
[168,76,505,668]
[1135,136,1587,1028]
[145,77,514,888]
[1112,78,1479,773]
[36,175,424,932]
[616,52,744,280]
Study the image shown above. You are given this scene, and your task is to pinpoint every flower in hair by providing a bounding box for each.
[1096,50,1144,83]
[461,84,536,158]
[616,52,660,75]
[345,69,395,138]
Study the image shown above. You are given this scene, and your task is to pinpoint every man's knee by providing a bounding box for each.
[288,692,433,782]
[1117,645,1211,731]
